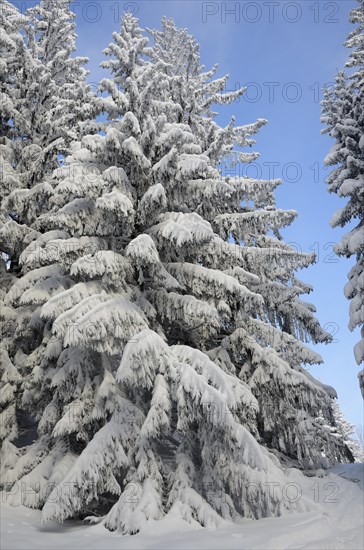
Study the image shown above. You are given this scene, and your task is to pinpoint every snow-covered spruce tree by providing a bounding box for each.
[2,15,348,532]
[2,13,285,528]
[0,0,96,272]
[321,0,364,396]
[4,14,291,530]
[0,1,95,452]
[149,18,347,468]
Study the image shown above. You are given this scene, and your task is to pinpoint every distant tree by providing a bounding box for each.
[332,402,364,462]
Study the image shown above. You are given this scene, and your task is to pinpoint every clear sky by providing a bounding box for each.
[13,0,362,430]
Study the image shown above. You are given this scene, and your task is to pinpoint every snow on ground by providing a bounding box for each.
[1,464,363,550]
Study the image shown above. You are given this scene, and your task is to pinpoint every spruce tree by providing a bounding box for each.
[2,14,281,529]
[0,0,95,452]
[332,402,364,462]
[321,0,364,396]
[0,0,96,273]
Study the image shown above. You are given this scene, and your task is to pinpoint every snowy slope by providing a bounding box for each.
[1,464,363,550]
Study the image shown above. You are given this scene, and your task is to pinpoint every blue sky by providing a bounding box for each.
[13,1,362,429]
